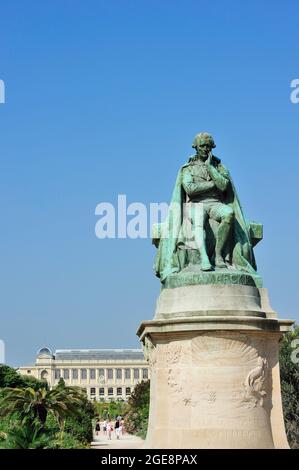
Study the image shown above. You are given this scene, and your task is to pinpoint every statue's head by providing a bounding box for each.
[192,132,216,160]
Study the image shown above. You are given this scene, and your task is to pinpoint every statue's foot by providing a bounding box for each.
[201,260,212,271]
[215,256,227,268]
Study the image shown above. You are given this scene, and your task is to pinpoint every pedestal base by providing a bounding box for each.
[137,286,293,449]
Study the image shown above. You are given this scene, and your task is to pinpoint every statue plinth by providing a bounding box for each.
[137,285,293,449]
[164,268,263,289]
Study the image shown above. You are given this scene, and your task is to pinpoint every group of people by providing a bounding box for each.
[95,417,125,440]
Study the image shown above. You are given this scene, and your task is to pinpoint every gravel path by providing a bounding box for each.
[91,432,144,449]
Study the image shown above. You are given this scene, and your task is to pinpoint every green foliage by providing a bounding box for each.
[0,365,46,390]
[64,396,95,443]
[124,380,150,439]
[0,412,16,439]
[22,375,48,391]
[46,432,89,449]
[0,365,27,388]
[95,401,109,419]
[0,374,95,449]
[280,324,299,449]
[44,398,94,446]
[57,377,65,388]
[95,400,128,420]
[0,421,52,449]
[44,412,60,434]
[0,383,88,427]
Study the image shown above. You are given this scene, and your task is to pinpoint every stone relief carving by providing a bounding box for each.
[157,334,270,415]
[153,341,184,366]
[167,367,196,407]
[191,332,257,366]
[208,391,217,404]
[166,343,182,364]
[243,356,268,407]
[142,335,157,367]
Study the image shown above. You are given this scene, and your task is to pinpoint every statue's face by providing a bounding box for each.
[196,141,213,160]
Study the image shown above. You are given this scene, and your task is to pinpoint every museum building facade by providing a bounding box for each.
[17,347,149,401]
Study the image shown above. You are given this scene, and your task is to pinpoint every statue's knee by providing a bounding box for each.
[223,208,234,223]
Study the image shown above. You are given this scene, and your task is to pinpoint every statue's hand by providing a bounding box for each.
[205,152,213,177]
[206,152,213,165]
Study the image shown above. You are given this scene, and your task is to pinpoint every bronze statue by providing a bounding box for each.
[153,132,262,283]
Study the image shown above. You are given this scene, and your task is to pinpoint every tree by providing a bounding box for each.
[0,365,46,390]
[124,380,150,439]
[280,324,299,449]
[0,367,95,448]
[64,399,94,443]
[0,365,25,388]
[95,400,127,420]
[0,383,88,428]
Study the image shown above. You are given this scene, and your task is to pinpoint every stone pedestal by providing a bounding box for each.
[137,284,293,449]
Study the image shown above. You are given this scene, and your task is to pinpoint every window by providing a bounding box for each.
[72,369,78,379]
[125,368,131,379]
[90,369,96,380]
[107,369,113,380]
[108,387,113,396]
[27,370,31,374]
[117,387,122,396]
[63,369,69,380]
[54,369,60,380]
[134,368,140,380]
[116,369,122,380]
[81,368,87,380]
[90,388,96,395]
[99,388,105,396]
[98,368,104,380]
[142,368,148,380]
[126,387,131,395]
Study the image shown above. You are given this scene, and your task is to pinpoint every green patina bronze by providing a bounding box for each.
[153,132,263,288]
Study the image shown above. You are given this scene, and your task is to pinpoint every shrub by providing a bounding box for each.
[280,324,299,449]
[64,398,94,443]
[95,400,128,420]
[46,432,89,449]
[0,421,52,449]
[0,365,46,390]
[0,372,95,449]
[124,380,150,439]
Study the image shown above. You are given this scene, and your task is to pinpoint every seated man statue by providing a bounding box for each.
[154,132,261,282]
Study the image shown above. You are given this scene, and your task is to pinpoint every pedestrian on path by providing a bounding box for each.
[115,419,121,439]
[121,418,125,435]
[106,420,113,440]
[102,419,107,436]
[95,420,101,436]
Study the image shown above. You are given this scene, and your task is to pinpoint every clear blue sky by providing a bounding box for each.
[0,0,298,366]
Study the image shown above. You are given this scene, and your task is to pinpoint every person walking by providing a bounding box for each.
[106,420,113,440]
[119,419,123,438]
[120,418,125,435]
[102,419,107,436]
[95,420,101,436]
[115,419,121,440]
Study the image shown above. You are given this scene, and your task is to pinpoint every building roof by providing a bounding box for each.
[53,349,145,361]
[37,347,53,357]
